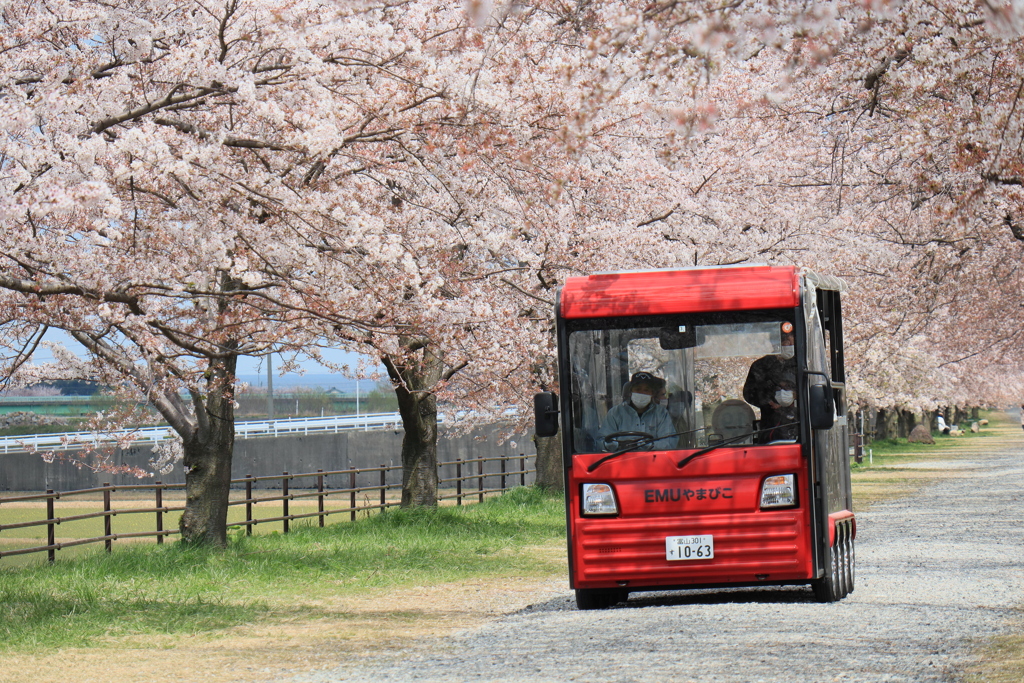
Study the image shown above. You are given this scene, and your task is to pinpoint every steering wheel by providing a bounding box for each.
[602,431,654,451]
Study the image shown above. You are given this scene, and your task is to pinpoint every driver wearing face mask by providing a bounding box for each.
[599,372,676,451]
[743,322,799,441]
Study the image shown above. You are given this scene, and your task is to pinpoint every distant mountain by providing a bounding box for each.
[36,380,106,396]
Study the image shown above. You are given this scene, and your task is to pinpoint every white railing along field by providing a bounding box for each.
[0,412,406,455]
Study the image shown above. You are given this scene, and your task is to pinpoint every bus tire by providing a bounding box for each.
[838,521,855,596]
[837,524,850,597]
[575,588,625,610]
[846,528,856,594]
[812,543,843,602]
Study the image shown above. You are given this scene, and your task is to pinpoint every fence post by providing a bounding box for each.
[500,457,506,492]
[317,470,325,528]
[103,483,112,553]
[520,454,526,487]
[478,458,484,503]
[246,475,253,536]
[456,459,462,506]
[350,470,357,521]
[155,482,164,545]
[380,466,386,510]
[46,490,55,564]
[282,472,290,534]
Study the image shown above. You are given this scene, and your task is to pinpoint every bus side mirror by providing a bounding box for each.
[808,383,835,430]
[534,391,560,437]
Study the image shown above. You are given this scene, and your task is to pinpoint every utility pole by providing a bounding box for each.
[266,353,274,421]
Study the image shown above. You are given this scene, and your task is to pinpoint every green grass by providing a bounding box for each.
[850,438,950,474]
[0,486,566,653]
[0,488,485,567]
[861,429,999,458]
[852,412,1004,467]
[0,494,338,545]
[0,423,88,437]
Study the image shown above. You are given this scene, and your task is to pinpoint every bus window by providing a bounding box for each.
[567,314,798,453]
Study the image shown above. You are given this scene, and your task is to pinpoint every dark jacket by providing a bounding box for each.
[742,354,796,428]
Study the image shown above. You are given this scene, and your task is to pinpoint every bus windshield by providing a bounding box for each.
[566,312,798,454]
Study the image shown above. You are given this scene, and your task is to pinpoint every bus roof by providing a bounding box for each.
[559,264,802,319]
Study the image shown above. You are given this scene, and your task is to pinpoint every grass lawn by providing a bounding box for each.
[0,486,566,650]
[0,491,400,567]
[0,485,498,568]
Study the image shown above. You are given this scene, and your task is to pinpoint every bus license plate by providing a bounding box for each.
[666,535,714,561]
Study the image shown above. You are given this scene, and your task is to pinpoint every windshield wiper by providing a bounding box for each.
[675,422,799,469]
[586,426,708,473]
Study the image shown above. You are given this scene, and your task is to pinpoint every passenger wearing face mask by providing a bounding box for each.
[763,374,799,442]
[599,372,676,451]
[743,322,798,439]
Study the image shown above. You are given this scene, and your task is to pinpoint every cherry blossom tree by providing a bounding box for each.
[0,0,711,529]
[4,0,1023,553]
[751,0,1024,414]
[0,0,568,541]
[597,0,1024,416]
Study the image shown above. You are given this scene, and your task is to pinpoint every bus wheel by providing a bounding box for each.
[811,543,843,602]
[838,521,855,596]
[836,524,850,597]
[846,528,856,594]
[575,588,626,610]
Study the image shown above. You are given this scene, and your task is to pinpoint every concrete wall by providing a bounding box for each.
[0,424,535,492]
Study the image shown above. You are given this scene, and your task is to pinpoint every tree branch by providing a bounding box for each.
[153,117,299,151]
[638,204,678,227]
[0,324,48,385]
[67,330,197,438]
[90,85,232,136]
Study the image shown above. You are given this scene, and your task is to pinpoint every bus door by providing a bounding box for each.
[802,276,853,602]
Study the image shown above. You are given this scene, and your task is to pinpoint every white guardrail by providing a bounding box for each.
[0,412,406,455]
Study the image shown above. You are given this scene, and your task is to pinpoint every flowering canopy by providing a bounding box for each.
[1,0,1022,438]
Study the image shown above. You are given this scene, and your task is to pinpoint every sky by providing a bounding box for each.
[32,330,383,390]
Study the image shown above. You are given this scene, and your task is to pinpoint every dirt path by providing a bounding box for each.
[287,428,1024,683]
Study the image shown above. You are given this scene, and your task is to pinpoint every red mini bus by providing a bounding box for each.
[534,265,854,609]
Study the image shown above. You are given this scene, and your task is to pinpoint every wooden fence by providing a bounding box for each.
[0,453,534,563]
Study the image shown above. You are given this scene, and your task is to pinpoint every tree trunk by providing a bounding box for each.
[898,409,916,438]
[874,408,889,440]
[533,433,564,492]
[384,345,443,507]
[883,409,898,440]
[179,353,237,547]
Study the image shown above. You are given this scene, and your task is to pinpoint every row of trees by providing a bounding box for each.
[1,1,1022,545]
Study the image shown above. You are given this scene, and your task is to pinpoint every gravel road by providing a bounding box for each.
[293,433,1024,683]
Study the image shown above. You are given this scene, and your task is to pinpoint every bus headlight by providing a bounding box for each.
[760,474,797,509]
[581,483,619,516]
